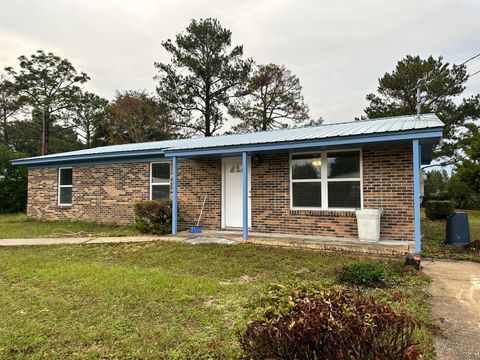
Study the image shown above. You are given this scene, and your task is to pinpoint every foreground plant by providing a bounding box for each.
[240,283,421,360]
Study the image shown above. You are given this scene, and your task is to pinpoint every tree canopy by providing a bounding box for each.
[0,143,27,212]
[5,50,89,155]
[0,74,25,145]
[363,55,474,158]
[230,64,310,132]
[155,18,252,137]
[102,91,177,144]
[70,91,108,147]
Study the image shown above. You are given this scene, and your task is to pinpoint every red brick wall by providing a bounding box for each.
[27,146,413,241]
[27,163,150,224]
[177,158,221,230]
[363,147,414,240]
[27,160,222,227]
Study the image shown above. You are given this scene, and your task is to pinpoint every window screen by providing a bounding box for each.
[292,182,321,207]
[327,151,361,208]
[58,168,73,205]
[327,151,360,179]
[291,154,322,208]
[151,163,170,201]
[291,153,322,179]
[328,181,361,208]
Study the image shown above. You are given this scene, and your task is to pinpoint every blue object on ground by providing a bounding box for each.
[190,226,202,234]
[446,212,470,246]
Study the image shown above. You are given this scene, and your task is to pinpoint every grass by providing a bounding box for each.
[0,213,140,239]
[0,242,435,359]
[421,208,480,261]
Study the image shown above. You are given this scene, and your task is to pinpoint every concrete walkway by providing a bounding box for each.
[0,235,185,246]
[423,259,480,360]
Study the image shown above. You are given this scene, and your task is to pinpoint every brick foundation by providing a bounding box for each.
[27,146,414,241]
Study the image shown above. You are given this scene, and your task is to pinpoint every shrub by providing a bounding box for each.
[425,200,455,220]
[134,200,172,235]
[337,260,385,287]
[464,239,480,254]
[240,285,421,360]
[0,144,28,213]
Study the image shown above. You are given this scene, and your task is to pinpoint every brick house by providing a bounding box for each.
[13,114,443,253]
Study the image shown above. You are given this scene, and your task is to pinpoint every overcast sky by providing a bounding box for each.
[0,0,479,130]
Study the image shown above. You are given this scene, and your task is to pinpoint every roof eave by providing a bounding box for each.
[11,148,167,167]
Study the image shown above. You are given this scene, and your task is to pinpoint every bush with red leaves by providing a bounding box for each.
[240,286,421,360]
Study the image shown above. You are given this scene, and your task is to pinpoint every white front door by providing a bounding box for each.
[222,157,251,228]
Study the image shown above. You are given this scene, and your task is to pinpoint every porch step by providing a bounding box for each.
[184,230,410,257]
[245,237,409,257]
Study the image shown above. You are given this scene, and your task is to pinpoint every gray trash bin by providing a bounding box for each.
[446,212,470,246]
[355,208,382,242]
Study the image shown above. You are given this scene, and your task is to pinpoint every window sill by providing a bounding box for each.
[57,204,72,208]
[290,208,357,217]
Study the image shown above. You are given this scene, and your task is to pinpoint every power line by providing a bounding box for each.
[469,69,480,79]
[460,53,480,66]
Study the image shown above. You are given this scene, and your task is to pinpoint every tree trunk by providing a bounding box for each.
[86,127,91,147]
[262,119,267,131]
[41,109,50,155]
[2,113,8,145]
[205,101,211,136]
[204,78,212,137]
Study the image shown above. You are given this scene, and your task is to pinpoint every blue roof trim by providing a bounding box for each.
[163,129,443,157]
[26,154,169,169]
[12,148,167,167]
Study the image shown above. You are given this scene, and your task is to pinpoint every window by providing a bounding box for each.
[58,168,72,205]
[151,162,170,200]
[327,151,361,208]
[291,153,322,208]
[290,150,362,210]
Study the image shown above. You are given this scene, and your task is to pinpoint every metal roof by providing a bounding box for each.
[13,113,443,165]
[164,113,443,152]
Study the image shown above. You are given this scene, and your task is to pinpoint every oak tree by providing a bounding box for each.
[103,90,176,144]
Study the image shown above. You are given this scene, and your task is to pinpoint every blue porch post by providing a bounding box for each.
[413,139,421,253]
[242,151,248,240]
[172,156,178,235]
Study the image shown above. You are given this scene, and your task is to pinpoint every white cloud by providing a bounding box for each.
[0,0,478,128]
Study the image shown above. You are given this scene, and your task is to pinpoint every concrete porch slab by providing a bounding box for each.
[185,237,237,245]
[179,230,410,257]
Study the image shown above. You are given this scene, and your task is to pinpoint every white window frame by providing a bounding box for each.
[150,161,171,201]
[289,149,363,211]
[58,167,73,206]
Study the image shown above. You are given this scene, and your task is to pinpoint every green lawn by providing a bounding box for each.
[0,242,435,359]
[0,213,139,239]
[422,209,480,261]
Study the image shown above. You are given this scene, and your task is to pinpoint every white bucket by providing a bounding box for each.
[355,208,382,242]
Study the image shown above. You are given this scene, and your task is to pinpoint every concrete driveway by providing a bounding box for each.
[423,259,480,360]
